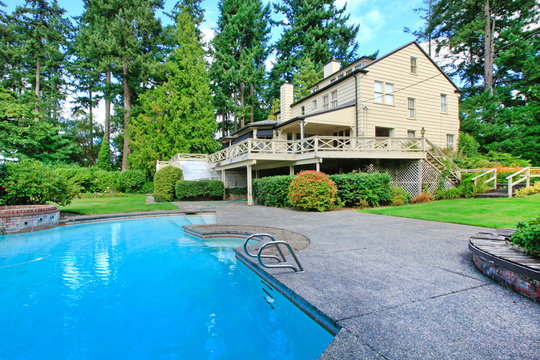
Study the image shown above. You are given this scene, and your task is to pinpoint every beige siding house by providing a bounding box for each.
[159,42,462,205]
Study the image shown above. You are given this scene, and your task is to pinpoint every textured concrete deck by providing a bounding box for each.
[215,202,539,360]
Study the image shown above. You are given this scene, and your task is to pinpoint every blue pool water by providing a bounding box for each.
[0,216,334,360]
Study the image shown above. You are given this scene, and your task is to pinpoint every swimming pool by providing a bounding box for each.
[0,215,334,359]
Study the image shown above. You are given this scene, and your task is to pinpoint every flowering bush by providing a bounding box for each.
[0,160,74,206]
[515,182,540,197]
[288,171,337,211]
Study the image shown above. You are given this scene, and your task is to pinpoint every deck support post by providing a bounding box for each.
[222,170,227,200]
[316,160,320,172]
[417,160,423,196]
[289,165,294,175]
[247,165,253,206]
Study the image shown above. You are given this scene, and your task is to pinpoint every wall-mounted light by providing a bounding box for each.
[421,127,425,138]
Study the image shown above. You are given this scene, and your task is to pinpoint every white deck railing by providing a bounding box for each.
[207,136,425,164]
[506,167,540,197]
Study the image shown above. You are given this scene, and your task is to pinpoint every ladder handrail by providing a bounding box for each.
[243,233,286,263]
[257,241,304,272]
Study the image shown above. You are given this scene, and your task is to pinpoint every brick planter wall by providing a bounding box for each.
[0,205,60,234]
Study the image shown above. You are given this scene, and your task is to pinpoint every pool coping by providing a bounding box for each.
[59,210,215,225]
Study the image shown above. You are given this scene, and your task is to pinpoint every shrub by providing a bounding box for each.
[411,192,432,204]
[175,180,224,200]
[93,169,118,192]
[435,186,463,200]
[0,160,74,206]
[96,139,112,171]
[253,175,294,207]
[227,187,247,196]
[510,217,540,256]
[289,171,337,211]
[116,170,146,193]
[390,186,411,206]
[140,181,154,194]
[55,165,96,194]
[458,132,480,158]
[329,172,392,207]
[153,166,183,202]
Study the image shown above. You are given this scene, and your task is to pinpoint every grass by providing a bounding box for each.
[59,194,178,215]
[360,194,540,228]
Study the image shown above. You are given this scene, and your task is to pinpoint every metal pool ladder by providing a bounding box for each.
[243,233,304,272]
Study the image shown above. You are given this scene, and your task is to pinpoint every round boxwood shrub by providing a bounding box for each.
[288,170,337,211]
[117,169,146,193]
[0,160,74,206]
[153,166,183,202]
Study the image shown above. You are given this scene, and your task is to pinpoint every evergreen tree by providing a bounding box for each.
[269,0,359,99]
[129,10,219,178]
[292,57,323,101]
[210,0,271,132]
[97,138,113,171]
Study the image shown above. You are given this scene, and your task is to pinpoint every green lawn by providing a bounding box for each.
[360,194,540,228]
[60,194,178,215]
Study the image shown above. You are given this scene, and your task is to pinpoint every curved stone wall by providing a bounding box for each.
[0,205,60,234]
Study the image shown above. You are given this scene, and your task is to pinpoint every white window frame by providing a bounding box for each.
[374,81,393,105]
[323,95,329,110]
[447,134,454,149]
[331,91,338,108]
[410,56,417,74]
[407,130,416,138]
[312,99,317,110]
[301,106,305,115]
[408,98,416,119]
[441,94,447,113]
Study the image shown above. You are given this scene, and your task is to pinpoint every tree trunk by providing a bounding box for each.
[240,83,245,128]
[89,89,94,164]
[233,92,238,131]
[105,69,111,142]
[35,60,40,113]
[121,59,131,171]
[484,0,494,94]
[250,84,254,124]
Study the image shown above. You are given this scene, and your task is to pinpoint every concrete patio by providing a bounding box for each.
[214,202,539,360]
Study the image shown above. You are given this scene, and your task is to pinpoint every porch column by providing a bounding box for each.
[315,160,320,172]
[289,165,294,175]
[221,170,227,200]
[300,119,305,139]
[247,165,253,206]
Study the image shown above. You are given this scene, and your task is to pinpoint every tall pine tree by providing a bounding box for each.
[269,0,359,99]
[129,9,219,178]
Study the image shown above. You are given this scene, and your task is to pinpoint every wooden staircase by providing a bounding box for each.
[424,139,461,185]
[475,184,525,198]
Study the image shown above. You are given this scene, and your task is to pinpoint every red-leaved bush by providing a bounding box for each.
[288,171,337,211]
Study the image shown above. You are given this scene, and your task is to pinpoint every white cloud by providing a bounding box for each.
[356,9,386,43]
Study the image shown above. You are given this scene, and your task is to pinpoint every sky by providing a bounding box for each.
[4,0,426,58]
[4,0,427,125]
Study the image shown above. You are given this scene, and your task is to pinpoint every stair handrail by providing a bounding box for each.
[424,138,461,182]
[471,168,497,188]
[257,241,304,272]
[505,167,540,197]
[243,233,286,263]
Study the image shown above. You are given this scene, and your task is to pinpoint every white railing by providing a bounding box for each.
[207,136,425,164]
[506,167,540,197]
[424,138,461,182]
[471,168,497,188]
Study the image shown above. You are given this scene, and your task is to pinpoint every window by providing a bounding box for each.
[346,69,352,75]
[447,134,454,149]
[408,98,416,118]
[410,57,417,74]
[311,85,319,93]
[330,77,337,83]
[312,99,317,110]
[407,130,416,138]
[374,81,393,105]
[441,94,447,113]
[301,106,305,115]
[331,91,338,108]
[338,73,344,79]
[323,95,329,110]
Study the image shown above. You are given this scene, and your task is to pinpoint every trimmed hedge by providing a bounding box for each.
[253,175,294,207]
[116,169,146,193]
[175,180,224,200]
[329,172,392,207]
[289,171,337,211]
[153,166,183,202]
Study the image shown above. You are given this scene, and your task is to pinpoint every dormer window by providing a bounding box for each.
[410,57,417,74]
[330,77,337,83]
[338,74,344,79]
[346,69,352,75]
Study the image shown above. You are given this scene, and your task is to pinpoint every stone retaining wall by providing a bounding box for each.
[0,205,59,234]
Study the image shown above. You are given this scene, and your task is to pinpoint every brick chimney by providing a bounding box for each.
[323,60,340,78]
[280,82,294,121]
